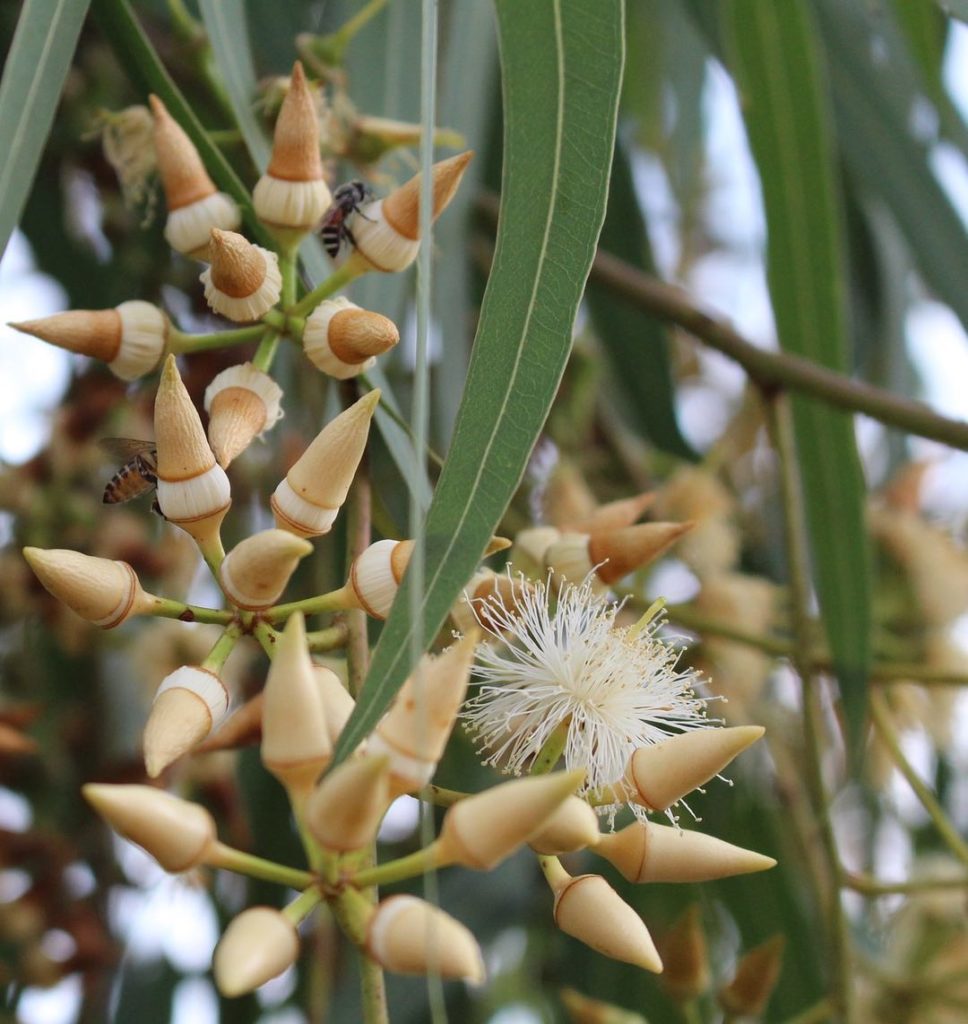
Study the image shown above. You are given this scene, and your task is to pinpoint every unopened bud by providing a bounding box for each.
[204,363,284,468]
[305,754,391,852]
[219,529,312,610]
[659,905,709,1003]
[213,906,299,996]
[143,665,229,777]
[718,935,785,1017]
[528,796,601,855]
[303,297,399,380]
[201,230,282,323]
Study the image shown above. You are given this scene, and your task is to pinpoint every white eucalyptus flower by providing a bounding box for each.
[461,574,713,824]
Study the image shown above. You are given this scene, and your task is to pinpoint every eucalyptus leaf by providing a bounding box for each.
[721,0,871,755]
[334,0,626,761]
[0,0,90,258]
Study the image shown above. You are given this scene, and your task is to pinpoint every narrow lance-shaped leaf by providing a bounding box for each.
[0,0,91,258]
[721,0,871,755]
[334,0,626,761]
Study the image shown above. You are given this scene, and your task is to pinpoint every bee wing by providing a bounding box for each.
[103,470,157,504]
[98,437,156,460]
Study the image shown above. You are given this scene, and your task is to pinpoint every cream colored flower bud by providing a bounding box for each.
[369,631,478,794]
[143,665,229,778]
[11,301,168,381]
[659,905,709,1004]
[564,491,657,534]
[528,796,601,855]
[271,390,380,538]
[82,783,216,872]
[351,151,473,272]
[347,538,413,618]
[154,355,231,552]
[204,363,284,468]
[595,820,775,884]
[200,229,282,323]
[451,569,532,635]
[219,529,312,610]
[315,665,355,746]
[253,62,331,232]
[546,522,693,591]
[261,612,331,795]
[438,770,584,871]
[213,907,299,997]
[366,895,485,983]
[512,525,561,577]
[303,297,400,379]
[718,935,785,1018]
[624,726,764,812]
[150,95,240,258]
[305,754,391,852]
[551,873,662,973]
[23,547,154,628]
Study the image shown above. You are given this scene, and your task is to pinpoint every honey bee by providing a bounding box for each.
[99,438,160,510]
[319,180,372,258]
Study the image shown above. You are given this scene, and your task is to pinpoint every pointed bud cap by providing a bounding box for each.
[82,783,216,872]
[625,726,764,812]
[351,151,473,272]
[150,95,240,257]
[369,631,478,793]
[271,390,380,537]
[552,873,662,973]
[261,612,331,792]
[213,907,299,997]
[588,521,693,585]
[438,770,584,870]
[595,820,776,884]
[303,297,399,379]
[154,356,231,544]
[143,665,230,777]
[659,905,709,1003]
[366,895,485,984]
[528,796,601,855]
[314,665,355,745]
[23,547,152,628]
[254,62,331,231]
[305,754,391,852]
[200,230,282,322]
[219,529,312,610]
[197,692,263,753]
[718,935,785,1017]
[204,363,284,468]
[347,538,413,619]
[564,492,657,534]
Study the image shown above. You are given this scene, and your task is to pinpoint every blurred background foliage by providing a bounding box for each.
[1,1,967,1022]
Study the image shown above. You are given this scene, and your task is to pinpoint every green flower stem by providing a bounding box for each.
[331,886,372,947]
[142,595,234,625]
[283,886,324,926]
[198,533,226,577]
[167,324,265,354]
[870,691,968,868]
[307,623,349,652]
[768,394,855,1024]
[265,585,359,623]
[281,254,298,309]
[201,621,243,673]
[531,720,570,775]
[843,870,968,897]
[206,840,315,889]
[288,259,363,318]
[252,329,281,373]
[253,620,280,660]
[351,842,445,889]
[330,0,387,57]
[537,854,569,890]
[427,785,468,808]
[262,309,287,332]
[682,1003,703,1024]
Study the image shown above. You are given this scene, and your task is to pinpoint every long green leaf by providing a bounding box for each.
[721,1,871,752]
[0,0,90,258]
[198,0,271,171]
[335,0,626,760]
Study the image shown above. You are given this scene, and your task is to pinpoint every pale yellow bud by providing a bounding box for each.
[271,390,380,538]
[314,665,355,745]
[213,906,299,997]
[23,547,154,628]
[143,665,229,777]
[303,297,399,380]
[438,770,584,870]
[512,526,561,577]
[82,783,215,872]
[365,895,485,983]
[305,754,391,852]
[624,726,764,811]
[551,872,662,973]
[563,491,656,534]
[595,820,776,884]
[200,229,282,323]
[347,538,413,619]
[261,612,331,794]
[204,363,284,468]
[218,529,312,610]
[528,796,601,855]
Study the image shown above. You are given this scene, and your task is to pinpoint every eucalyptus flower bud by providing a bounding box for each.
[528,796,601,855]
[303,297,399,379]
[718,935,785,1018]
[204,363,284,468]
[305,754,391,852]
[213,907,299,997]
[218,529,313,610]
[200,230,282,323]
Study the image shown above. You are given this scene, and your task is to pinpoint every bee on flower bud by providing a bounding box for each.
[318,179,371,258]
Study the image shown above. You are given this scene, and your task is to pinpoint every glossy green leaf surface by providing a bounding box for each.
[0,0,90,258]
[335,0,626,760]
[722,1,871,750]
